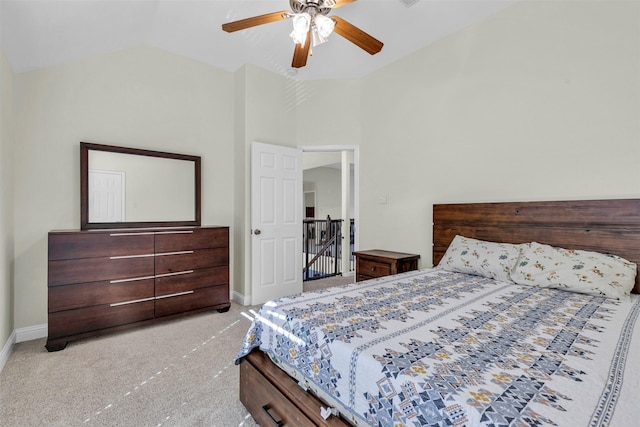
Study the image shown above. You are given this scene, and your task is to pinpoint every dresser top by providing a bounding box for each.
[50,225,228,234]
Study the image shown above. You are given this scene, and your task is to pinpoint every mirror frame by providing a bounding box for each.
[80,142,201,230]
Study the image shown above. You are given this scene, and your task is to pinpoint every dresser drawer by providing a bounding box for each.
[155,266,229,295]
[48,300,155,339]
[154,248,228,274]
[48,256,155,287]
[154,227,229,252]
[155,285,228,317]
[48,279,155,313]
[357,259,391,278]
[49,231,154,260]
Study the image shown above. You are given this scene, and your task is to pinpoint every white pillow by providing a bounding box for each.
[510,242,637,300]
[437,235,523,283]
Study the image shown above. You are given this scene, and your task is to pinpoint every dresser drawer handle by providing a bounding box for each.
[155,290,194,300]
[109,232,155,236]
[262,405,284,427]
[109,254,154,260]
[155,270,194,278]
[110,275,155,284]
[154,230,194,235]
[110,297,155,307]
[155,250,194,257]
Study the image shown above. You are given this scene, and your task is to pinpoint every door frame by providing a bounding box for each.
[243,144,360,306]
[301,145,359,274]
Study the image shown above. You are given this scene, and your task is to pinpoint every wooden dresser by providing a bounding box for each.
[46,226,230,351]
[353,249,420,282]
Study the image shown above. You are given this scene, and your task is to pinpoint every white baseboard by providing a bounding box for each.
[16,323,48,343]
[0,330,16,374]
[0,324,48,374]
[232,290,251,306]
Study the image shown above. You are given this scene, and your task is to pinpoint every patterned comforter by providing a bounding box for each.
[236,269,640,427]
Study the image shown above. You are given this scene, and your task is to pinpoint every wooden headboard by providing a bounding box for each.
[433,199,640,294]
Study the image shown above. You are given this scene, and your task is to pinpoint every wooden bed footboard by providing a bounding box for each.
[240,350,351,426]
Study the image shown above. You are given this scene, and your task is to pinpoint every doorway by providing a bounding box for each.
[302,146,359,280]
[248,143,359,306]
[304,190,316,218]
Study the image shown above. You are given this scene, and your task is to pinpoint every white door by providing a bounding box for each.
[89,170,125,223]
[251,142,303,305]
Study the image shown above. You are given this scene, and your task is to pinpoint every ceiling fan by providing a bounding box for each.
[221,0,383,68]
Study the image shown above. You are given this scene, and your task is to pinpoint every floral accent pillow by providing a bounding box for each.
[437,235,523,283]
[510,242,637,300]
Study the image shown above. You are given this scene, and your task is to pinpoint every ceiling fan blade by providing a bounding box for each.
[328,0,358,8]
[332,16,383,55]
[291,31,312,68]
[222,11,290,33]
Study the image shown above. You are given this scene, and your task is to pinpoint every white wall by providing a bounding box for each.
[304,166,355,220]
[295,78,362,146]
[359,0,640,266]
[232,66,247,304]
[233,64,298,302]
[12,46,235,329]
[304,166,342,219]
[5,0,640,332]
[0,51,15,352]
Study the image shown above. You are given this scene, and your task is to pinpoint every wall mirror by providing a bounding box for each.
[80,142,201,230]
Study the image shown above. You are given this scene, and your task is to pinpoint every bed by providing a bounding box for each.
[236,199,640,426]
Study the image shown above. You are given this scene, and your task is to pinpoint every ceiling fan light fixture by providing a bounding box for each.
[222,0,384,69]
[311,28,327,46]
[314,14,335,38]
[290,13,311,45]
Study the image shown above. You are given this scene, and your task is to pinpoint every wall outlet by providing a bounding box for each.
[378,195,388,204]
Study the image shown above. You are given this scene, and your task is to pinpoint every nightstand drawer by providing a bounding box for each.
[353,250,420,282]
[358,259,391,278]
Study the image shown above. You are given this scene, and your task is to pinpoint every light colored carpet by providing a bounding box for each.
[0,276,349,427]
[303,274,355,292]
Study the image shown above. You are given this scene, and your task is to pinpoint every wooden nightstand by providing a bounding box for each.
[353,250,420,282]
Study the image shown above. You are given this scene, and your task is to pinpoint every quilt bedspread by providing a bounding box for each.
[236,269,640,427]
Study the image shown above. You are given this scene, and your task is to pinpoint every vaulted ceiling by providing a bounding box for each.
[1,0,519,80]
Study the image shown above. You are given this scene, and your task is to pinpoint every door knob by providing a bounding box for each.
[253,229,262,235]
